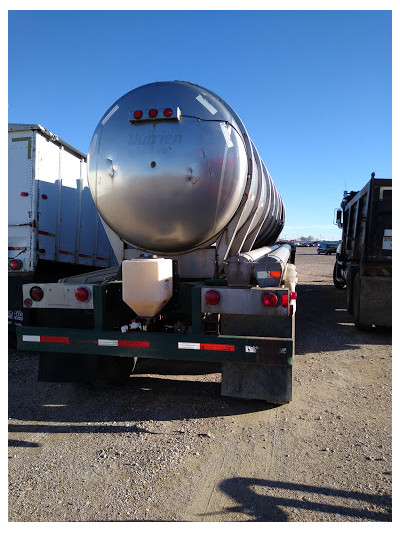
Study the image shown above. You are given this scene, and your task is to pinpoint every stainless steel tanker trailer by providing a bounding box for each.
[17,81,298,403]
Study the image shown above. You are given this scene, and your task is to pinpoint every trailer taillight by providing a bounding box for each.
[205,290,221,306]
[149,109,158,118]
[281,294,289,308]
[30,286,44,302]
[262,292,278,307]
[133,110,143,119]
[75,287,90,302]
[9,259,22,271]
[163,108,173,117]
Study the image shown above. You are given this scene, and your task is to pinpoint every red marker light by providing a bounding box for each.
[20,192,29,197]
[9,259,21,271]
[133,110,143,119]
[149,109,158,118]
[205,290,221,306]
[164,108,173,117]
[75,287,90,302]
[290,292,297,300]
[281,294,289,308]
[24,298,33,308]
[30,286,44,302]
[262,292,278,307]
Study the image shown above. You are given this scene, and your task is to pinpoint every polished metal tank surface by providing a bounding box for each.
[87,81,284,255]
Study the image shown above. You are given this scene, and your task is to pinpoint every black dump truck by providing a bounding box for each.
[333,173,392,330]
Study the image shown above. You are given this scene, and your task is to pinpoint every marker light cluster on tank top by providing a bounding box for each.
[132,108,176,121]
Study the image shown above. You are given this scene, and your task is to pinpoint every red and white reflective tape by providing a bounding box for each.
[22,335,69,343]
[178,342,235,352]
[97,339,149,348]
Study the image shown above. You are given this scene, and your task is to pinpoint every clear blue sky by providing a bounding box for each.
[8,9,392,241]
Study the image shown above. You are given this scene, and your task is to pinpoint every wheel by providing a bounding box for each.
[333,263,345,289]
[353,273,372,331]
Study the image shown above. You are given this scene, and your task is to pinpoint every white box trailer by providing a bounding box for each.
[8,123,117,333]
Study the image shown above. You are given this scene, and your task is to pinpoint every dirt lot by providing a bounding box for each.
[8,248,392,522]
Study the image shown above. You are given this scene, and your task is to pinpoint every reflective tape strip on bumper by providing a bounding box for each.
[22,335,69,343]
[178,342,235,352]
[97,339,150,348]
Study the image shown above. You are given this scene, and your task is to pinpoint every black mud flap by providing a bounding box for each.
[221,362,292,404]
[38,353,136,384]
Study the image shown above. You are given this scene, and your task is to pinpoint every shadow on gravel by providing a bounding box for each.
[295,283,391,356]
[8,354,276,439]
[204,477,392,521]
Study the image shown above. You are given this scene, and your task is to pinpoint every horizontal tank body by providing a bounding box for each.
[87,81,285,255]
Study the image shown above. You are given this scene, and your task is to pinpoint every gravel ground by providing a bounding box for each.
[8,248,392,522]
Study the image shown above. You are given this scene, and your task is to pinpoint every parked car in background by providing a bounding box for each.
[317,243,337,255]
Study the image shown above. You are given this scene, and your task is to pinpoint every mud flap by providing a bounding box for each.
[38,353,136,384]
[221,362,292,404]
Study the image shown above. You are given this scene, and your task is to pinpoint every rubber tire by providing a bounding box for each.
[333,263,345,289]
[353,273,372,331]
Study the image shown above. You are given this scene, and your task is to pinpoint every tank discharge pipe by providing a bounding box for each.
[224,244,292,287]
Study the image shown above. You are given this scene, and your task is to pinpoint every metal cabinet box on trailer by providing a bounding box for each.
[8,124,117,333]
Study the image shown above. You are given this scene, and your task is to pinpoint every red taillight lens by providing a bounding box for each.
[133,110,143,119]
[205,290,221,306]
[75,287,90,302]
[30,286,44,301]
[164,108,173,117]
[149,108,158,118]
[9,259,21,271]
[262,292,278,307]
[290,292,297,300]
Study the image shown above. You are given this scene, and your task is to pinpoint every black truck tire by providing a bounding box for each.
[333,263,345,289]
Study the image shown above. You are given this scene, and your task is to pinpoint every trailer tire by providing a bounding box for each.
[353,272,372,331]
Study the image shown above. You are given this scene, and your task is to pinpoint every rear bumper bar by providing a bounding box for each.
[17,327,293,366]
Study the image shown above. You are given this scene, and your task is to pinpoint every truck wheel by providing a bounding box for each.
[353,273,372,331]
[333,263,345,289]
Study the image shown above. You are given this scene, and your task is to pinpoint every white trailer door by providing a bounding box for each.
[8,131,36,271]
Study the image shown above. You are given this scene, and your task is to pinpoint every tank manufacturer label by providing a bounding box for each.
[196,94,217,115]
